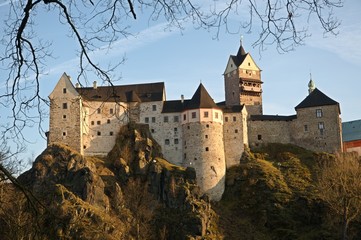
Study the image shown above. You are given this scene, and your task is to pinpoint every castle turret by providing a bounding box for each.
[223,40,263,115]
[48,73,83,154]
[182,84,226,201]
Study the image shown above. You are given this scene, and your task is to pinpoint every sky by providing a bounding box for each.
[0,0,360,166]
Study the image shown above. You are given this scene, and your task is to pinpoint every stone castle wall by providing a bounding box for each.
[82,101,128,156]
[291,105,342,153]
[223,111,248,168]
[224,70,240,106]
[182,121,225,201]
[248,119,293,147]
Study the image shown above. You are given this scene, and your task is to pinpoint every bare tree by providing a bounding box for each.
[317,153,361,240]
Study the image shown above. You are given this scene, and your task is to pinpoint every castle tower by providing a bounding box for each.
[223,40,263,115]
[48,73,83,154]
[182,84,226,201]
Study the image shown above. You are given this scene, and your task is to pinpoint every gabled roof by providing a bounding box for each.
[295,88,340,112]
[76,82,164,102]
[186,83,219,110]
[342,119,361,142]
[250,115,297,121]
[162,84,219,113]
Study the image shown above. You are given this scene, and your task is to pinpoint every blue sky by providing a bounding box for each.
[0,0,360,164]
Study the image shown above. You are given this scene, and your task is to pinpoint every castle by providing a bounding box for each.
[48,42,343,201]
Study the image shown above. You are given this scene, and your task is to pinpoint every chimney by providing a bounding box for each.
[75,83,80,88]
[93,81,97,89]
[181,94,184,103]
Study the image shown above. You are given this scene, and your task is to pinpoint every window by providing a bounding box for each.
[316,109,323,118]
[183,114,186,121]
[174,128,178,133]
[164,116,169,122]
[233,116,236,122]
[225,117,228,122]
[91,121,94,125]
[97,131,101,136]
[62,103,68,109]
[63,88,67,94]
[204,111,209,118]
[304,125,308,132]
[174,116,179,122]
[152,117,156,123]
[152,105,157,111]
[192,112,196,119]
[258,134,262,140]
[110,108,114,114]
[205,135,208,139]
[248,62,250,66]
[206,124,209,128]
[318,122,324,129]
[151,129,155,133]
[107,119,111,124]
[97,108,101,114]
[110,131,114,136]
[215,112,219,119]
[174,139,179,144]
[235,129,238,133]
[187,126,190,129]
[62,132,66,136]
[145,117,149,123]
[63,115,67,119]
[205,147,209,152]
[97,121,101,125]
[165,139,170,145]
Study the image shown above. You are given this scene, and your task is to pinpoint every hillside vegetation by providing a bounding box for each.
[0,125,360,239]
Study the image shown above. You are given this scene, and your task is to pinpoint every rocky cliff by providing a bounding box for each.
[15,123,220,239]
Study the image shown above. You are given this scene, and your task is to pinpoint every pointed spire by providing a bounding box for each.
[236,35,246,58]
[186,83,219,110]
[308,73,315,94]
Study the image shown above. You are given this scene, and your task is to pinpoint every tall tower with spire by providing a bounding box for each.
[223,39,263,115]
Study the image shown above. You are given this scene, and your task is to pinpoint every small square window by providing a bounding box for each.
[62,103,68,109]
[206,124,209,128]
[258,135,262,140]
[152,117,156,123]
[62,132,66,136]
[235,129,238,133]
[164,116,169,122]
[97,121,101,125]
[97,108,101,114]
[63,115,67,119]
[107,119,110,124]
[165,139,170,145]
[204,111,209,118]
[205,135,208,139]
[205,147,209,152]
[97,131,101,136]
[225,117,228,122]
[183,114,186,121]
[304,125,308,132]
[110,131,114,136]
[145,117,149,123]
[192,112,196,119]
[174,139,179,144]
[151,129,155,133]
[110,108,114,114]
[63,88,67,94]
[174,128,178,133]
[318,122,324,130]
[174,116,179,122]
[152,105,157,111]
[215,112,219,119]
[91,121,94,125]
[233,116,236,122]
